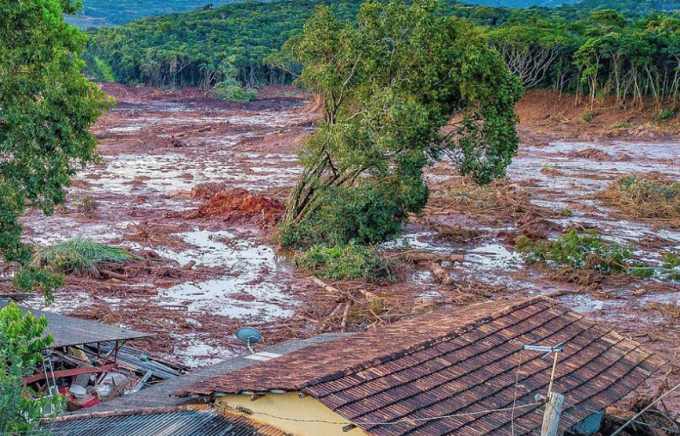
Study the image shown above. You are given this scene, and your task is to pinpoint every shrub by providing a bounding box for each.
[631,262,655,278]
[212,80,257,102]
[294,243,394,281]
[655,108,675,122]
[32,239,136,276]
[582,110,595,123]
[515,229,633,273]
[280,185,411,248]
[74,195,100,217]
[662,251,680,281]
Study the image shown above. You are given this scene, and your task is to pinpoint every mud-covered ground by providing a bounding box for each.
[13,85,680,408]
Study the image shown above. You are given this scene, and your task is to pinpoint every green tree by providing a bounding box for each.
[0,0,110,298]
[280,0,522,247]
[0,302,61,435]
[211,56,258,102]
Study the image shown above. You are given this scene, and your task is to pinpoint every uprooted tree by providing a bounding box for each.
[0,0,109,297]
[279,0,523,248]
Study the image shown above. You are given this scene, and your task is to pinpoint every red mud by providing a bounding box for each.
[194,188,285,226]
[9,84,680,412]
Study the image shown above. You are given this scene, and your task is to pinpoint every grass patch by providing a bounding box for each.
[32,239,136,276]
[515,229,634,273]
[596,175,680,223]
[611,122,633,129]
[662,251,680,281]
[294,243,395,282]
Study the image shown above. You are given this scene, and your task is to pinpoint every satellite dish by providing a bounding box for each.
[235,327,262,353]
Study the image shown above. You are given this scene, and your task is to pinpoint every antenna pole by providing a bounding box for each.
[547,351,560,397]
[521,343,564,436]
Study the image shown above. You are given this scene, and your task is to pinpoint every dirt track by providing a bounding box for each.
[14,85,680,409]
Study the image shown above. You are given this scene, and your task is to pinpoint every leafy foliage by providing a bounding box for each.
[662,251,680,281]
[0,302,61,435]
[210,57,258,102]
[32,239,136,276]
[85,0,680,105]
[0,0,110,297]
[281,0,522,247]
[294,243,393,281]
[515,228,634,272]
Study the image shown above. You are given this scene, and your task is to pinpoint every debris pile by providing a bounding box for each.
[596,174,680,227]
[560,147,621,162]
[193,188,285,226]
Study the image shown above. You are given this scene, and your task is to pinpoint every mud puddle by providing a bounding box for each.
[17,86,312,367]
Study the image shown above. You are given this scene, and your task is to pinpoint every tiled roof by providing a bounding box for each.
[0,299,151,347]
[46,407,291,436]
[178,297,668,436]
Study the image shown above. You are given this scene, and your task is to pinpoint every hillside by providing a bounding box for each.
[65,0,242,28]
[70,0,680,28]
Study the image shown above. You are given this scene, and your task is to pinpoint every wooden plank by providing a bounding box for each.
[24,364,116,384]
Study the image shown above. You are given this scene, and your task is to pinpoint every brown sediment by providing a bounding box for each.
[190,188,285,227]
[11,83,680,409]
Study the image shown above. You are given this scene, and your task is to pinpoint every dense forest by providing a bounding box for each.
[65,0,240,28]
[70,0,680,28]
[86,0,680,106]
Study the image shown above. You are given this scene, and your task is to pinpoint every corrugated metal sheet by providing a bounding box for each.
[178,297,669,436]
[46,409,290,436]
[0,299,151,347]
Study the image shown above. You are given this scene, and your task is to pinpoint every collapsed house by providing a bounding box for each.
[172,297,668,436]
[0,300,175,410]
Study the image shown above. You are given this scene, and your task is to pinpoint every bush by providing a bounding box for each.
[515,229,634,273]
[211,80,257,102]
[662,251,680,281]
[280,184,413,248]
[582,110,595,123]
[656,108,675,122]
[294,243,394,281]
[32,239,136,276]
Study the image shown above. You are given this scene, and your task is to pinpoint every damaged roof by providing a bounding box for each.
[178,296,668,436]
[0,300,151,348]
[46,407,291,436]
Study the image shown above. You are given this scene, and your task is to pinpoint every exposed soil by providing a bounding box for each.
[191,188,285,227]
[9,84,680,412]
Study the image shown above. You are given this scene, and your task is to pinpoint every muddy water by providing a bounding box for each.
[20,91,310,367]
[17,87,680,378]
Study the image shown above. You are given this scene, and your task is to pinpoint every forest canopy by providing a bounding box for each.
[0,0,109,297]
[85,0,680,107]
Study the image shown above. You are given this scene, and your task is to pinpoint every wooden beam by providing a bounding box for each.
[540,392,564,436]
[24,364,116,385]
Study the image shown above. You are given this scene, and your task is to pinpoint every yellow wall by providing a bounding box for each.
[216,392,368,436]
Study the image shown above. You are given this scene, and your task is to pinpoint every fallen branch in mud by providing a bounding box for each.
[301,277,439,333]
[429,262,454,286]
[595,174,680,228]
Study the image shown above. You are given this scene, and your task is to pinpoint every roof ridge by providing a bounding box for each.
[298,296,556,390]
